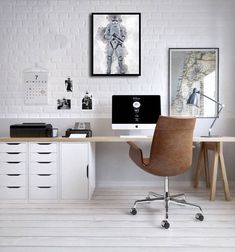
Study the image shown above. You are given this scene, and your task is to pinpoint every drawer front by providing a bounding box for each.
[30,162,57,174]
[0,162,26,174]
[30,152,57,162]
[0,186,27,200]
[30,186,57,200]
[0,153,26,162]
[30,174,57,186]
[0,174,26,186]
[30,143,57,153]
[0,143,27,153]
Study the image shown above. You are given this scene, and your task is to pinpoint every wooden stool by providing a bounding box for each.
[194,142,231,201]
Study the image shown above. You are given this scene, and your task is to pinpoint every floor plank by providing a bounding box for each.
[0,186,235,251]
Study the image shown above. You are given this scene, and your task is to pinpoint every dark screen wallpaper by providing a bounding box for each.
[112,95,161,124]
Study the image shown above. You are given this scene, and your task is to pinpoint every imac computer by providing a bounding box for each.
[112,95,161,131]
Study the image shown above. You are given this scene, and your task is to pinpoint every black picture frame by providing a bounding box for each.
[168,48,219,117]
[91,13,141,76]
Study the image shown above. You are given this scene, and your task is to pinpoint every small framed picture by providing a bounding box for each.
[169,48,219,117]
[57,98,71,110]
[91,13,141,76]
[82,92,93,110]
[65,77,73,92]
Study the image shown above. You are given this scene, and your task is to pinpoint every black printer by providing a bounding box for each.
[10,123,53,137]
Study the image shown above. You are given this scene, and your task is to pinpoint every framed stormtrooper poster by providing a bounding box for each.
[91,13,141,76]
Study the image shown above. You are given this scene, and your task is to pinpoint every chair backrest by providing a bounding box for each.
[147,116,196,176]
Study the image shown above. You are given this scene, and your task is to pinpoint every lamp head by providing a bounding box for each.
[186,88,224,137]
[187,88,200,107]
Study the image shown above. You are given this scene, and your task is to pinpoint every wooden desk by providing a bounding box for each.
[0,136,152,143]
[0,136,233,201]
[95,136,234,201]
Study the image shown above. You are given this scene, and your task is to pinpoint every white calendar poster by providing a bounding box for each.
[24,65,48,105]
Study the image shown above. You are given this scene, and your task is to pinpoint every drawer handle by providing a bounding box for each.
[37,143,52,145]
[37,162,52,164]
[7,143,21,145]
[7,174,21,176]
[7,161,21,164]
[37,152,51,154]
[37,174,52,176]
[7,186,21,189]
[7,152,21,154]
[37,186,52,188]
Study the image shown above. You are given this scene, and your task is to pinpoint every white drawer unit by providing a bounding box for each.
[0,140,95,202]
[0,186,27,200]
[0,174,26,186]
[30,186,57,200]
[30,174,57,186]
[0,161,26,174]
[30,173,57,200]
[30,162,57,174]
[30,152,57,162]
[0,142,27,153]
[0,142,28,200]
[30,143,57,153]
[29,142,58,200]
[0,152,27,162]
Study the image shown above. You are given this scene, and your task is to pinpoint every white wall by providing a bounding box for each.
[1,0,235,185]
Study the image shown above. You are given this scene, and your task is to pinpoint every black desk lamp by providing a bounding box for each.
[187,88,224,137]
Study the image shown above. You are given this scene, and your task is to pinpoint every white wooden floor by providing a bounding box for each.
[0,185,235,252]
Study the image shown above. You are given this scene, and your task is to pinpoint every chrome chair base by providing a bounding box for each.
[130,177,204,229]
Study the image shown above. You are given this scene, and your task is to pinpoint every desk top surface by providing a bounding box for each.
[0,136,235,143]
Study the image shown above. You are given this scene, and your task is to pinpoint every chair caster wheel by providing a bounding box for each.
[130,208,137,215]
[195,213,204,221]
[161,220,170,229]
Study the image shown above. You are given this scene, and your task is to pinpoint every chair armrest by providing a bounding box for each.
[127,141,145,168]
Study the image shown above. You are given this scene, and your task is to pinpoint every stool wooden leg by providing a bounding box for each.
[203,147,210,189]
[210,146,219,201]
[218,143,231,201]
[194,143,204,188]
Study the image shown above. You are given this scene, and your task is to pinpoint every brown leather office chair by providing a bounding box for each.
[128,116,204,229]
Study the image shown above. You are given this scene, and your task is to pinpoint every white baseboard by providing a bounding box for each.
[97,180,191,188]
[97,180,235,188]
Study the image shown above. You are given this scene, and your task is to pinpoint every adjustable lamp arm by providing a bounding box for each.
[199,91,223,106]
[208,103,224,137]
[197,90,224,137]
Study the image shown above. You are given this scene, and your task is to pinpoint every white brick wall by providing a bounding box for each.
[0,0,235,119]
[1,0,235,183]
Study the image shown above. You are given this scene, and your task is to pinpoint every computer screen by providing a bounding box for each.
[112,95,161,130]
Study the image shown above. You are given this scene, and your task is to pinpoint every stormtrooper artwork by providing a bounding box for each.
[103,15,127,74]
[92,13,141,76]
